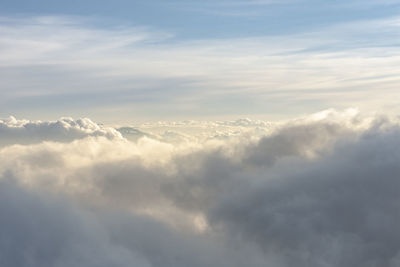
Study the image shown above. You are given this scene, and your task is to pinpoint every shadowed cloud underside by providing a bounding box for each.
[1,110,400,266]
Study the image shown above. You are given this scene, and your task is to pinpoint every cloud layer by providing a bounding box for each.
[0,116,122,146]
[1,16,400,120]
[1,110,400,266]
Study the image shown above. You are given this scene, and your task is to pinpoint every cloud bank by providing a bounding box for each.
[1,110,400,266]
[0,116,122,146]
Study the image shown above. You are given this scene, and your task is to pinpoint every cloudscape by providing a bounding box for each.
[1,1,400,266]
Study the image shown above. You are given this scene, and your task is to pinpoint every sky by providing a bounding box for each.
[2,2,400,267]
[1,0,400,122]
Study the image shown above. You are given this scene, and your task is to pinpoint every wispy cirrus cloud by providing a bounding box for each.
[1,16,400,121]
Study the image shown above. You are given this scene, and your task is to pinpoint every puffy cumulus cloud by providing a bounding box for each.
[1,110,400,266]
[0,116,122,146]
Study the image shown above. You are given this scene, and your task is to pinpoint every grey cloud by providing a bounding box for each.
[243,119,355,166]
[117,127,156,142]
[0,177,269,267]
[1,112,400,266]
[0,179,151,267]
[207,124,400,267]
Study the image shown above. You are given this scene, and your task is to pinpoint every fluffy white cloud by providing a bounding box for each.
[1,110,400,266]
[0,116,122,146]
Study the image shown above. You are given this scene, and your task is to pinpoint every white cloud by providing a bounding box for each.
[1,110,400,266]
[0,116,122,146]
[1,16,400,119]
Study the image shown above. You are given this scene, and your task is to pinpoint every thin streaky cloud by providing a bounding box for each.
[0,15,400,120]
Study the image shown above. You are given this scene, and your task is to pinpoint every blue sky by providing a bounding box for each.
[3,0,400,38]
[1,0,400,122]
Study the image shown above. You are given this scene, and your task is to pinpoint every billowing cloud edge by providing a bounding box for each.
[1,109,400,266]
